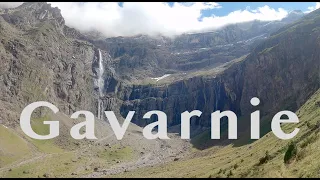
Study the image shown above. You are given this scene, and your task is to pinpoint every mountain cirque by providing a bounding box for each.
[0,2,319,178]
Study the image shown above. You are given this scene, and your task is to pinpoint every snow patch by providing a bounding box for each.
[263,21,273,27]
[216,43,234,48]
[151,74,171,81]
[244,33,267,43]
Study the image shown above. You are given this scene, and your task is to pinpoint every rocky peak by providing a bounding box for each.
[288,10,304,15]
[1,2,65,30]
[281,9,304,23]
[21,2,64,24]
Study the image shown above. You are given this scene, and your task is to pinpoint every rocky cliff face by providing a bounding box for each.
[115,77,237,127]
[102,9,319,132]
[0,2,102,127]
[91,12,304,83]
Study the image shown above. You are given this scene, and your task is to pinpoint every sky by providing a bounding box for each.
[0,2,319,37]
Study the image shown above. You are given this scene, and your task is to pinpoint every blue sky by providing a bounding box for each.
[119,2,315,15]
[201,2,315,17]
[163,2,319,21]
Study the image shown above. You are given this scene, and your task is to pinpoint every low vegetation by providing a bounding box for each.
[104,89,320,178]
[284,142,297,164]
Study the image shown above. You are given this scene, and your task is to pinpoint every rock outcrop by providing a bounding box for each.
[0,2,101,127]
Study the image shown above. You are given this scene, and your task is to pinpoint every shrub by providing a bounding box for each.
[233,164,239,169]
[258,151,271,166]
[227,170,233,178]
[284,142,297,164]
[306,121,312,129]
[306,121,319,131]
[300,134,318,148]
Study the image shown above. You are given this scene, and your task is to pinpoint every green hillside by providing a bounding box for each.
[105,89,320,178]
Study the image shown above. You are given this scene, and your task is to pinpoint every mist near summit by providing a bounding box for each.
[48,2,289,37]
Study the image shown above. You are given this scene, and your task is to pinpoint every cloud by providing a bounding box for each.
[0,2,289,37]
[47,2,288,37]
[46,2,221,37]
[0,2,23,8]
[305,2,320,13]
[193,5,288,33]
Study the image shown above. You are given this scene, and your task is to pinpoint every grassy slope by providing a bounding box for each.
[0,125,32,167]
[105,88,320,178]
[26,115,64,153]
[1,147,134,178]
[0,112,136,178]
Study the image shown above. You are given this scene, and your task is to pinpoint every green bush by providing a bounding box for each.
[284,142,297,164]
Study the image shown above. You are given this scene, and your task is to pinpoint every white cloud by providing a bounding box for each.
[194,5,288,33]
[0,2,23,8]
[305,2,320,13]
[48,2,288,37]
[0,2,289,37]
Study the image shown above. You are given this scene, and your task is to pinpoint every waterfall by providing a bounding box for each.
[97,49,104,120]
[98,49,104,97]
[98,100,101,120]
